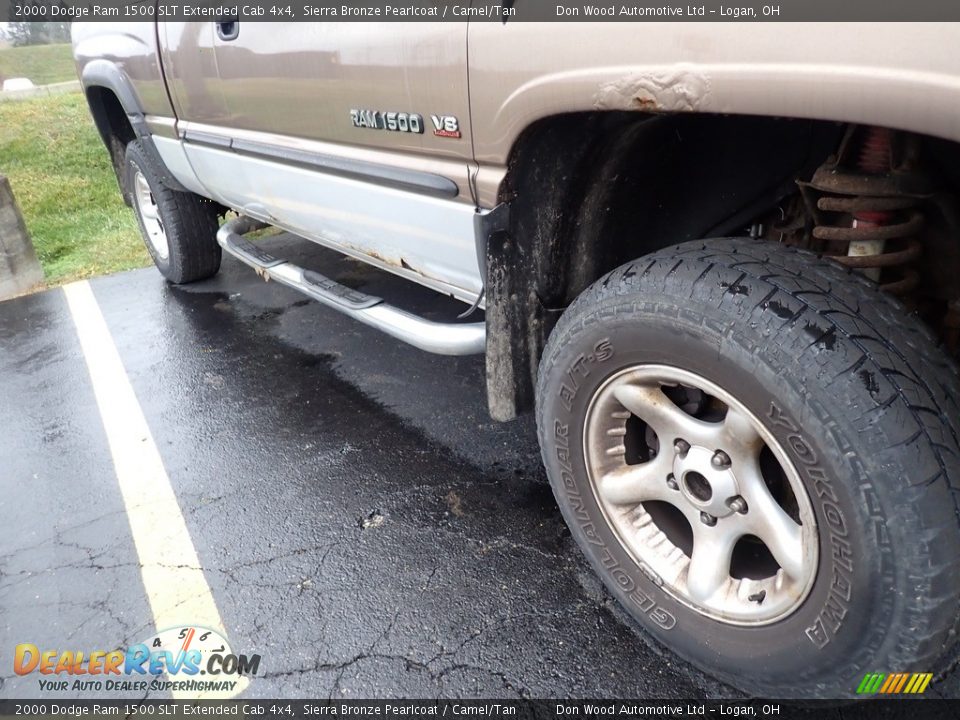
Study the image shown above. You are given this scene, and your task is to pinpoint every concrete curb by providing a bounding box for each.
[0,80,81,102]
[0,175,45,301]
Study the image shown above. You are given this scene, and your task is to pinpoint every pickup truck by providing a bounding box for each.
[72,20,960,698]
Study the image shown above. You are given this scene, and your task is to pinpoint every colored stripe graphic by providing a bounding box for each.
[880,674,897,693]
[857,673,886,695]
[857,672,932,694]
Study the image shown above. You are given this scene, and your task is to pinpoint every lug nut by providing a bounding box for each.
[727,496,748,514]
[674,439,691,457]
[666,474,679,491]
[700,512,717,527]
[711,450,732,469]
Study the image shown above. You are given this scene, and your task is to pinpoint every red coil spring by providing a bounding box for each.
[812,127,924,296]
[858,126,894,175]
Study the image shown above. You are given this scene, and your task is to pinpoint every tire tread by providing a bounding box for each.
[536,238,960,697]
[125,140,221,284]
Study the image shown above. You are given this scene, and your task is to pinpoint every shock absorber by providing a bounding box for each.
[802,126,930,298]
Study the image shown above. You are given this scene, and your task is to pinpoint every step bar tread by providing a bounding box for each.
[301,269,382,311]
[216,217,486,356]
[225,234,286,269]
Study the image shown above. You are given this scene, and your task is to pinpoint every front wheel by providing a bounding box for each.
[125,140,222,284]
[537,238,960,698]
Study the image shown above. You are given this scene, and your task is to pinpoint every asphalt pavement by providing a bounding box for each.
[0,233,731,700]
[2,234,956,701]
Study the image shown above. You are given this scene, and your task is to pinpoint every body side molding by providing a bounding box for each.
[183,131,459,199]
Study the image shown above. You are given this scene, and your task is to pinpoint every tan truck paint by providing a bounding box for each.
[468,22,960,206]
[72,20,960,289]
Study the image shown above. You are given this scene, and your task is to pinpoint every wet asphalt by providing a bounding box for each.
[0,234,954,701]
[0,234,726,700]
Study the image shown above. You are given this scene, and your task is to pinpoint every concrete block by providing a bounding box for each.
[0,80,82,103]
[0,174,44,300]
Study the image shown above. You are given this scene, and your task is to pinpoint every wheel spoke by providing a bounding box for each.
[686,524,738,603]
[586,365,818,624]
[613,382,714,444]
[739,461,805,580]
[723,406,764,451]
[132,169,170,259]
[599,453,674,505]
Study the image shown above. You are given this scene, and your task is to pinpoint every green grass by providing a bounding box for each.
[0,92,148,285]
[0,43,76,86]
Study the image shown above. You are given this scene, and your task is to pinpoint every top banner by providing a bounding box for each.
[5,0,960,21]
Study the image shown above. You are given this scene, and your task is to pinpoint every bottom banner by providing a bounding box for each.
[0,700,958,720]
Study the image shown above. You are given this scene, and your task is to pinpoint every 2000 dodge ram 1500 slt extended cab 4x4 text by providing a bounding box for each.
[72,19,960,698]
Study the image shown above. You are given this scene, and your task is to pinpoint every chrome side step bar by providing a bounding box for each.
[216,217,486,356]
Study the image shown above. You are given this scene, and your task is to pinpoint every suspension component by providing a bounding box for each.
[801,126,932,298]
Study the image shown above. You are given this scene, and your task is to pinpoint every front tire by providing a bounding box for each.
[537,238,960,698]
[124,140,221,284]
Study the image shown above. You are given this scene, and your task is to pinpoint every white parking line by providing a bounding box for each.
[63,280,246,699]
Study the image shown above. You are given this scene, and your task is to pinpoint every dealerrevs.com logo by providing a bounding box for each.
[14,626,260,694]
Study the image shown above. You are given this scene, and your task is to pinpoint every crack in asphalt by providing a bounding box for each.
[0,256,743,700]
[0,508,131,561]
[252,600,594,700]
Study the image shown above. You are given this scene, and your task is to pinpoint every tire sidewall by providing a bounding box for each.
[538,302,893,695]
[125,149,175,277]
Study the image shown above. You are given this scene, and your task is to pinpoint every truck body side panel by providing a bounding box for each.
[72,21,173,119]
[154,21,483,301]
[468,22,960,206]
